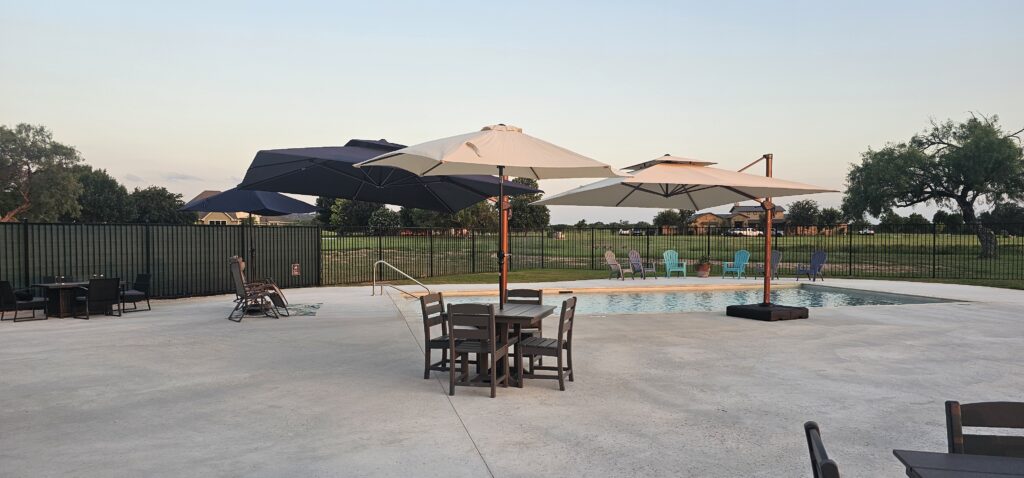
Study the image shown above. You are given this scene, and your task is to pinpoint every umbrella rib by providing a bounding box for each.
[721,185,761,202]
[615,183,645,206]
[685,190,700,210]
[422,183,457,214]
[530,167,540,180]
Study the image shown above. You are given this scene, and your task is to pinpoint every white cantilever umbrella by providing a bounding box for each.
[356,124,621,307]
[535,154,837,317]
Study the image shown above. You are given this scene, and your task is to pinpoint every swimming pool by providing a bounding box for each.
[418,285,950,315]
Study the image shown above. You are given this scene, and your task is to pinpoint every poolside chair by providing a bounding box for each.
[0,280,47,322]
[604,250,624,280]
[231,256,289,317]
[945,401,1024,458]
[228,257,278,322]
[753,250,783,280]
[420,292,453,379]
[447,303,512,398]
[721,250,750,278]
[121,273,152,312]
[627,250,657,280]
[796,250,827,281]
[521,296,577,391]
[804,421,841,478]
[506,289,543,341]
[72,278,123,319]
[662,250,687,278]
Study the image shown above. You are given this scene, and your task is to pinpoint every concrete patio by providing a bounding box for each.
[1,278,1021,477]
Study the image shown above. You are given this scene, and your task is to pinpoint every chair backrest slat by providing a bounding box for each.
[604,250,618,266]
[448,303,497,344]
[811,250,828,272]
[506,289,542,305]
[770,250,783,270]
[947,401,1024,457]
[804,422,841,478]
[419,293,447,334]
[557,297,578,340]
[229,258,247,296]
[734,249,750,266]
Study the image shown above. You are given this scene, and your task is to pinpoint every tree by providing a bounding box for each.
[329,199,383,229]
[819,207,842,227]
[933,210,965,233]
[314,196,333,226]
[574,219,587,229]
[0,124,83,222]
[843,115,1024,257]
[398,207,456,228]
[905,212,931,228]
[980,203,1024,235]
[129,186,195,224]
[508,178,549,230]
[368,208,401,235]
[787,199,821,225]
[879,212,905,232]
[453,201,498,229]
[652,208,694,232]
[65,165,135,223]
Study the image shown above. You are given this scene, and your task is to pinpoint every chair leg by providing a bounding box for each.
[489,352,497,398]
[424,346,432,379]
[557,353,565,391]
[449,352,457,396]
[567,345,574,382]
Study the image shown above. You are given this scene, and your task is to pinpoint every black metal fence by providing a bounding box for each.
[2,222,1021,299]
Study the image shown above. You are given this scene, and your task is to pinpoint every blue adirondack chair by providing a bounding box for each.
[722,250,750,278]
[796,250,827,281]
[663,250,687,278]
[754,250,782,280]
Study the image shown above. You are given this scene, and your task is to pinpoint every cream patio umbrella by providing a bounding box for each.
[535,154,837,320]
[355,124,621,307]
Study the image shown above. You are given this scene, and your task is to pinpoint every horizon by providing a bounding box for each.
[2,0,1022,223]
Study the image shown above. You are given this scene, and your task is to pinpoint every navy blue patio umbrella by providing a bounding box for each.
[235,139,540,212]
[180,188,318,216]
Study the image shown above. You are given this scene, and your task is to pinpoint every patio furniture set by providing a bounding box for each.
[806,401,1024,477]
[604,249,828,281]
[420,289,575,398]
[0,275,152,322]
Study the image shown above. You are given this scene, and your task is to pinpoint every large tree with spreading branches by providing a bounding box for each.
[843,115,1023,258]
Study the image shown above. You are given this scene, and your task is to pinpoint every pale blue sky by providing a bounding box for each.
[2,1,1021,223]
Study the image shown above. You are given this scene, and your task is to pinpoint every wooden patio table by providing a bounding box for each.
[893,449,1024,477]
[490,303,556,388]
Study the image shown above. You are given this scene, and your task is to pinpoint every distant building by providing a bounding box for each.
[686,204,787,231]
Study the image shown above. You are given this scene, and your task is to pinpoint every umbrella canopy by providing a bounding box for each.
[534,155,835,208]
[354,124,620,179]
[181,188,318,216]
[237,139,540,213]
[354,124,620,308]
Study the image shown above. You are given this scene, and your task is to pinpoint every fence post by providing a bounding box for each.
[847,229,853,277]
[429,228,434,277]
[932,222,937,278]
[540,229,545,269]
[590,228,596,270]
[705,227,711,258]
[471,229,476,273]
[21,220,30,287]
[315,226,322,286]
[646,228,651,262]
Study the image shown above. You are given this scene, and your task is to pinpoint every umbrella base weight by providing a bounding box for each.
[726,303,809,321]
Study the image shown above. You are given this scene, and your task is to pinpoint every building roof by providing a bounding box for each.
[729,204,785,213]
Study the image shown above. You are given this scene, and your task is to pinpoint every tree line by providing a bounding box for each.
[1,124,195,224]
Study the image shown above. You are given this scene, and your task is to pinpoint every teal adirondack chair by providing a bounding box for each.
[722,250,750,278]
[662,250,687,278]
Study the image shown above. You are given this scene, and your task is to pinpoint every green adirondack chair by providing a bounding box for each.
[722,250,750,278]
[662,250,687,278]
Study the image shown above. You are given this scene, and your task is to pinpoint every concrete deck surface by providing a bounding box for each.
[1,278,1021,477]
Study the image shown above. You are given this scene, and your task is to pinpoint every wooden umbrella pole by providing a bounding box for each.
[761,153,773,306]
[498,166,508,309]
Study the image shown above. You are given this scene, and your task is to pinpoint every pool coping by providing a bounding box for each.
[412,281,803,298]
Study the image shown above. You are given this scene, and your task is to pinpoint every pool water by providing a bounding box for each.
[426,285,949,316]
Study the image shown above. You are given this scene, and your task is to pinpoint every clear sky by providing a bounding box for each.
[2,0,1022,224]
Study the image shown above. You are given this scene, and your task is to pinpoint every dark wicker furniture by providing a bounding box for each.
[0,280,47,322]
[72,278,123,319]
[122,273,152,312]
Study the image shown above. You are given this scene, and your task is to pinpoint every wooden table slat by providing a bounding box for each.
[894,449,1024,477]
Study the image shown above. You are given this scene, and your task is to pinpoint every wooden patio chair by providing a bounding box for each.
[72,278,123,319]
[506,289,543,340]
[663,249,687,278]
[447,303,512,398]
[121,273,152,312]
[521,296,577,391]
[627,250,657,279]
[228,257,278,322]
[753,250,783,280]
[231,256,289,317]
[804,421,841,478]
[420,292,453,379]
[722,249,750,278]
[604,250,624,280]
[0,280,47,322]
[796,250,828,281]
[946,401,1024,457]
